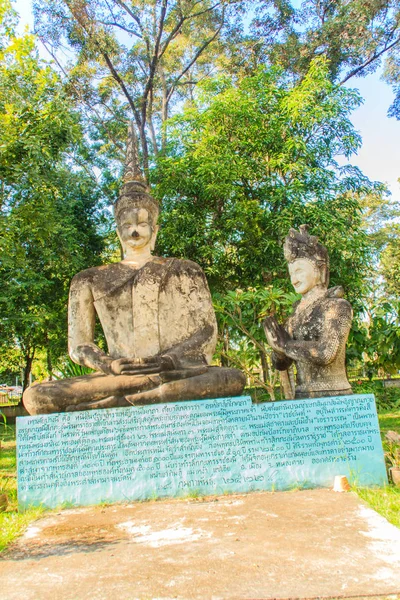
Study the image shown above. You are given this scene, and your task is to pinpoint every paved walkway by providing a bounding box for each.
[1,489,400,600]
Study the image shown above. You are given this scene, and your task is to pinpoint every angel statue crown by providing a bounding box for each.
[283,225,330,285]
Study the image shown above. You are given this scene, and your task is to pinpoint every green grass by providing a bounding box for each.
[0,424,45,553]
[0,508,45,552]
[352,379,400,412]
[378,412,400,435]
[351,411,400,528]
[356,486,400,528]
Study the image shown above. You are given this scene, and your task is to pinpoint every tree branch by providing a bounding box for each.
[62,1,143,127]
[159,1,223,59]
[113,0,144,33]
[102,52,142,127]
[166,17,224,103]
[340,35,400,85]
[102,0,142,36]
[142,0,168,121]
[39,38,125,154]
[98,20,142,38]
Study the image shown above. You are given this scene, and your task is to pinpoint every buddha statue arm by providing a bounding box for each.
[283,301,352,366]
[68,274,114,374]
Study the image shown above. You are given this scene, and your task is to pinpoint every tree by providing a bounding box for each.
[0,2,107,389]
[384,39,400,118]
[33,0,244,173]
[380,230,400,298]
[213,286,297,398]
[248,0,400,85]
[360,191,400,297]
[155,59,379,302]
[152,59,386,388]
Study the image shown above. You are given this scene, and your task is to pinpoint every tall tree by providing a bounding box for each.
[0,1,107,389]
[155,59,380,303]
[33,0,244,173]
[248,0,400,85]
[361,192,400,298]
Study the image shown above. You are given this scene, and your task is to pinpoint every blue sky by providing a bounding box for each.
[343,71,400,202]
[14,0,400,204]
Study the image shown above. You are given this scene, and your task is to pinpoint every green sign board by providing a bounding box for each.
[17,394,387,510]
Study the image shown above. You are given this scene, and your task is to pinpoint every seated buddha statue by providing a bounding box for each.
[23,125,245,414]
[263,225,353,399]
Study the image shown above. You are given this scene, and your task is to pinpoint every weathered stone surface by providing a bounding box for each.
[263,225,353,399]
[23,124,244,415]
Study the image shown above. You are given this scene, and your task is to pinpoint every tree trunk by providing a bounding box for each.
[280,369,295,400]
[148,87,159,156]
[160,66,168,150]
[221,329,230,367]
[148,116,159,156]
[138,125,150,177]
[22,350,35,392]
[259,350,269,383]
[47,345,53,381]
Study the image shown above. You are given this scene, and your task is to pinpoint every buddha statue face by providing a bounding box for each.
[288,258,324,295]
[117,206,159,254]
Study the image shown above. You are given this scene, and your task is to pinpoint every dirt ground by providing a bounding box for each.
[1,489,400,600]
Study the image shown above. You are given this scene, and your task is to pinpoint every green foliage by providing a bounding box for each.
[384,49,400,120]
[55,357,94,379]
[367,300,400,375]
[0,20,81,185]
[0,345,23,385]
[0,6,108,388]
[156,60,379,302]
[383,438,400,469]
[349,300,400,378]
[352,380,400,412]
[380,226,400,298]
[213,286,297,394]
[361,194,400,299]
[250,0,400,87]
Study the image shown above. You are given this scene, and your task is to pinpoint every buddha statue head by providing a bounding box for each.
[114,123,159,255]
[283,225,329,295]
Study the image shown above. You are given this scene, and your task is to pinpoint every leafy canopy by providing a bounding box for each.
[0,2,107,386]
[155,58,381,304]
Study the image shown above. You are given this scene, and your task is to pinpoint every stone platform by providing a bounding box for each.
[17,394,387,510]
[1,490,400,600]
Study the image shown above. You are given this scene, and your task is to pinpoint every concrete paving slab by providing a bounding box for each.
[0,489,400,600]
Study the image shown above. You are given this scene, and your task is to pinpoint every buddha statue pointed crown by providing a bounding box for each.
[283,224,330,285]
[114,121,160,226]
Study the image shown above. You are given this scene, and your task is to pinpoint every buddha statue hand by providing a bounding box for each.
[109,354,176,376]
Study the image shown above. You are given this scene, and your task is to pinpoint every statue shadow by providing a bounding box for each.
[2,536,122,562]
